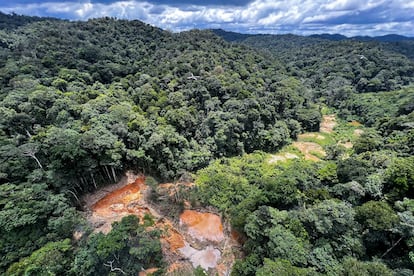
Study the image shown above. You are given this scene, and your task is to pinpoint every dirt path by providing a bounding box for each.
[292,141,326,161]
[269,115,335,163]
[320,114,337,133]
[298,133,325,140]
[268,152,299,164]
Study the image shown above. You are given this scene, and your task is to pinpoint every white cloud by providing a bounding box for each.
[75,3,93,18]
[323,0,358,11]
[303,10,350,24]
[1,0,413,36]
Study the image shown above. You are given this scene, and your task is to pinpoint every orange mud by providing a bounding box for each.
[139,267,158,276]
[320,114,337,133]
[180,210,225,243]
[157,219,185,252]
[85,173,241,275]
[88,176,150,234]
[92,182,142,213]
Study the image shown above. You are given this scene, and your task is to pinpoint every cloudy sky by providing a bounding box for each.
[1,0,413,37]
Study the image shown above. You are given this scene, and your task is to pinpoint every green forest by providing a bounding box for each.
[1,12,414,275]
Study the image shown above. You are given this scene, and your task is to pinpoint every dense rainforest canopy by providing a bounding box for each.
[1,12,414,275]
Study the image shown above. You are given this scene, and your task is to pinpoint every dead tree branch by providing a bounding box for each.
[103,260,126,275]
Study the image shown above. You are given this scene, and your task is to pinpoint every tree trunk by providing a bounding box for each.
[67,189,81,205]
[91,173,97,189]
[381,236,403,258]
[103,260,126,275]
[31,154,43,169]
[111,166,117,182]
[104,165,111,182]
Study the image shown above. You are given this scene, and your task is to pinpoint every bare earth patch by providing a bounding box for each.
[179,244,221,270]
[86,174,149,234]
[139,267,159,276]
[180,210,224,243]
[292,141,326,161]
[320,114,337,133]
[338,141,353,149]
[268,152,299,164]
[298,133,326,140]
[84,173,241,275]
[348,120,362,127]
[354,129,364,136]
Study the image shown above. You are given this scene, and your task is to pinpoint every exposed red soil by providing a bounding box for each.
[139,267,158,276]
[85,173,240,275]
[87,175,150,233]
[180,210,224,243]
[92,182,142,213]
[157,219,185,252]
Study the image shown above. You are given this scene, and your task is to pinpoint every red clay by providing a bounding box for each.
[180,210,224,243]
[157,220,185,252]
[89,176,149,233]
[87,174,239,274]
[92,176,146,213]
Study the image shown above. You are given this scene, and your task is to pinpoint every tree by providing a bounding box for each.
[7,239,72,275]
[256,258,316,276]
[355,201,400,259]
[297,199,363,262]
[244,206,310,266]
[0,182,77,272]
[71,215,163,276]
[340,257,392,276]
[384,157,414,200]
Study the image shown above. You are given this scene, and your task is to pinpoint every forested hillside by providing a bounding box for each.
[1,12,414,275]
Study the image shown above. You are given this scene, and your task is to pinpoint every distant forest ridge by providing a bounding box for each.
[1,10,414,41]
[211,28,414,42]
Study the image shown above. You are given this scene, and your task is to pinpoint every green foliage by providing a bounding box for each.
[195,156,267,229]
[318,162,338,184]
[340,257,393,276]
[1,12,414,275]
[384,157,414,200]
[0,181,78,271]
[353,130,383,154]
[6,239,72,276]
[245,206,310,266]
[71,215,163,276]
[256,258,316,276]
[300,199,356,239]
[356,201,399,231]
[330,181,365,205]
